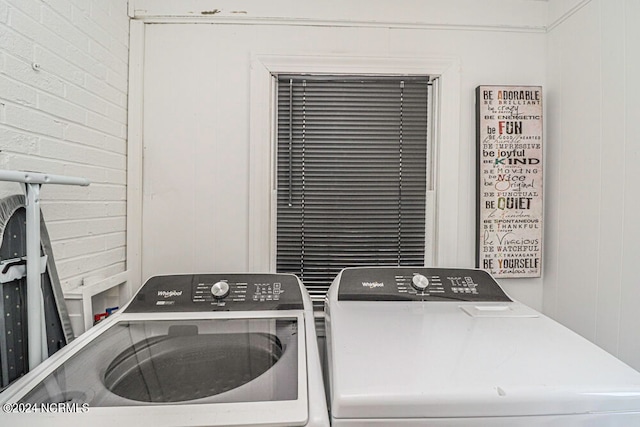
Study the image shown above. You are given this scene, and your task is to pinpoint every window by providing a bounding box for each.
[275,75,432,304]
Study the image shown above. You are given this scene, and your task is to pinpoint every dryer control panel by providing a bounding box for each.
[337,267,511,302]
[126,273,304,312]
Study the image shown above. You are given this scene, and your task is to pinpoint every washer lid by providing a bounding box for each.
[1,312,310,426]
[327,300,640,419]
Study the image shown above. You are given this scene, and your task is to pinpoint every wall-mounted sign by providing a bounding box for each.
[475,85,543,278]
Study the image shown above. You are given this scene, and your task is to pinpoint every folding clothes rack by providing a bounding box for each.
[0,170,89,370]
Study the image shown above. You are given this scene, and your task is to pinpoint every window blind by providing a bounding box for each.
[276,75,430,304]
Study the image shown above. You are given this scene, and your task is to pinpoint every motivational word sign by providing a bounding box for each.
[475,86,543,278]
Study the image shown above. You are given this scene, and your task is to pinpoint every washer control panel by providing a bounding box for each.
[126,273,304,312]
[337,267,511,302]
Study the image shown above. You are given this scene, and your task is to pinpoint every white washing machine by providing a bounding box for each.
[0,273,329,427]
[325,267,640,426]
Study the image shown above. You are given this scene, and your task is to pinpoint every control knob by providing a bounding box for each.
[412,274,430,291]
[210,281,230,299]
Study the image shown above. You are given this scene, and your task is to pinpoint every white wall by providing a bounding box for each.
[547,0,589,27]
[545,0,640,370]
[0,0,129,291]
[132,0,547,309]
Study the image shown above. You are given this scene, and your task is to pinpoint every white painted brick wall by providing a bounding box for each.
[0,0,129,292]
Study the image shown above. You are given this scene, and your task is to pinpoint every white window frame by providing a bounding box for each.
[248,54,461,272]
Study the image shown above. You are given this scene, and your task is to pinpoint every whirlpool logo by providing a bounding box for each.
[361,281,384,289]
[157,290,183,298]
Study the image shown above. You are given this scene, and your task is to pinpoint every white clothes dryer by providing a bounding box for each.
[0,273,329,427]
[325,267,640,426]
